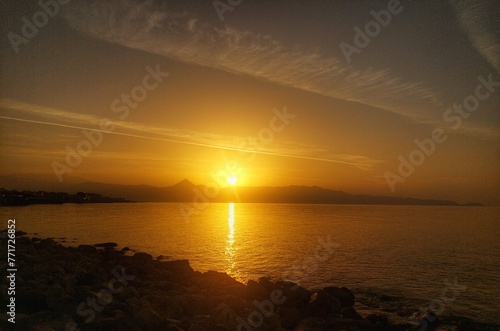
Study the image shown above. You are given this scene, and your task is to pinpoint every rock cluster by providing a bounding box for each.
[0,233,426,331]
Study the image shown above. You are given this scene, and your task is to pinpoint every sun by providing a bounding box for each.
[227,174,238,186]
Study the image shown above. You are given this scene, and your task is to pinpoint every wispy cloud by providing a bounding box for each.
[60,0,498,140]
[450,0,500,76]
[0,98,238,147]
[0,98,381,168]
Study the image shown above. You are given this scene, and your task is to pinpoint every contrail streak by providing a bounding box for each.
[0,115,369,167]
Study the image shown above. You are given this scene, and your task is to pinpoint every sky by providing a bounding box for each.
[0,0,499,205]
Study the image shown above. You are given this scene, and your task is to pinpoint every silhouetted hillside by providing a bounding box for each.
[72,180,464,206]
[0,175,478,206]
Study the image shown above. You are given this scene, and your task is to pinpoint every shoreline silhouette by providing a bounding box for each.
[1,231,463,331]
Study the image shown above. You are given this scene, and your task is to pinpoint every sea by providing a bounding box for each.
[1,203,499,330]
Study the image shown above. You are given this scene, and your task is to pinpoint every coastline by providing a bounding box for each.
[0,231,481,331]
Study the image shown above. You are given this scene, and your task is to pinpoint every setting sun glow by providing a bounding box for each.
[227,174,238,186]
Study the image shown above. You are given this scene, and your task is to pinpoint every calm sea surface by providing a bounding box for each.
[1,203,499,329]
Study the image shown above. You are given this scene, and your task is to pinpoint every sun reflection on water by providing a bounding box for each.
[225,202,237,277]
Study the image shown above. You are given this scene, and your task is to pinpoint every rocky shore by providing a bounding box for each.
[1,232,440,331]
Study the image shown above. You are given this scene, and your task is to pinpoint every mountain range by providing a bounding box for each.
[0,174,478,206]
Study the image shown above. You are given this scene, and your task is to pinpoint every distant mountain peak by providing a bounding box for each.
[173,179,195,188]
[0,175,473,205]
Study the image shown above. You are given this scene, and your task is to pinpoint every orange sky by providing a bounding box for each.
[1,1,499,205]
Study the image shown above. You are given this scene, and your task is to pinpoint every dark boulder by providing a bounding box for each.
[276,306,303,330]
[78,244,97,253]
[226,284,250,300]
[16,286,48,313]
[37,238,57,249]
[211,303,238,329]
[76,271,96,286]
[117,286,140,301]
[218,295,246,314]
[408,310,439,330]
[366,314,390,331]
[321,286,355,308]
[202,270,244,289]
[341,306,363,320]
[258,277,278,292]
[326,317,378,331]
[163,259,194,276]
[294,317,327,331]
[134,306,165,330]
[304,291,341,318]
[133,252,153,262]
[278,281,311,308]
[96,310,131,331]
[247,279,269,300]
[17,236,31,247]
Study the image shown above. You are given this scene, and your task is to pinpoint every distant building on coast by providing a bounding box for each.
[0,189,132,206]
